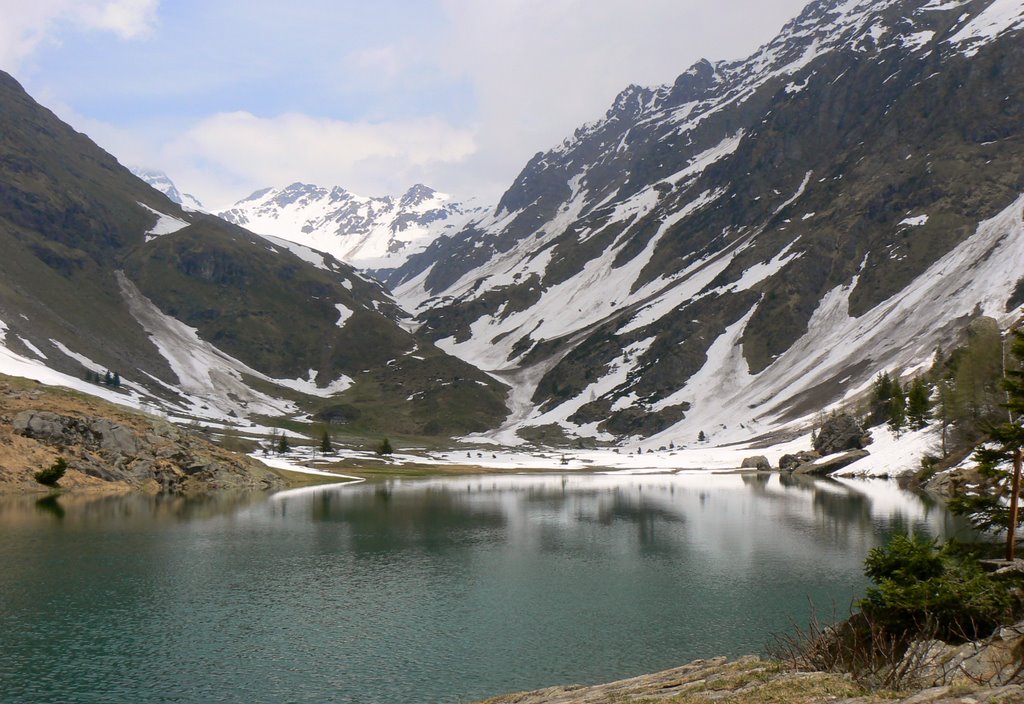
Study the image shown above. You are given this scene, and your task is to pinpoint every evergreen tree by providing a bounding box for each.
[950,328,1024,561]
[277,434,290,454]
[697,430,706,443]
[888,386,907,437]
[872,371,895,424]
[319,429,332,454]
[112,371,121,388]
[906,377,932,429]
[376,437,393,456]
[951,319,1004,435]
[103,371,112,386]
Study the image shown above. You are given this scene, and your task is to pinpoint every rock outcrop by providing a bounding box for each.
[0,377,285,494]
[902,622,1024,689]
[477,622,1024,703]
[780,451,821,471]
[813,414,872,455]
[794,450,870,476]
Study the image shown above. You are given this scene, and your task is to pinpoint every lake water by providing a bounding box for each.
[0,472,975,703]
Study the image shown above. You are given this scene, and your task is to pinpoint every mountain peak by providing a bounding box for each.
[131,168,205,211]
[215,181,485,272]
[399,183,439,209]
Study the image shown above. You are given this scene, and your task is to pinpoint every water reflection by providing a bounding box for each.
[0,473,981,704]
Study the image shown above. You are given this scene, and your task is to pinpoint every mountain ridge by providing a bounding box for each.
[388,0,1024,444]
[216,181,488,274]
[0,70,509,438]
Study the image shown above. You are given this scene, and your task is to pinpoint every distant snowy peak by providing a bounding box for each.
[216,182,488,272]
[130,168,206,212]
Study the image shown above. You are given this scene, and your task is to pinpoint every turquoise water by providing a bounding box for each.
[0,473,973,703]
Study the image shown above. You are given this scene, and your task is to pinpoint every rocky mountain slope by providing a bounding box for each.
[217,182,487,274]
[0,71,508,438]
[391,0,1024,445]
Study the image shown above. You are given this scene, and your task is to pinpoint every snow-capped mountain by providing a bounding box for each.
[0,72,509,436]
[131,168,206,212]
[392,0,1024,445]
[217,183,487,273]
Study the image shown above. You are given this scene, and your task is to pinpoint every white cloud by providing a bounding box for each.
[84,0,159,38]
[348,45,403,84]
[429,0,808,200]
[12,0,811,207]
[0,0,157,71]
[155,111,478,207]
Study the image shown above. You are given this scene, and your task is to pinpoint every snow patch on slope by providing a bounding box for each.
[139,202,189,242]
[644,192,1024,446]
[947,0,1024,56]
[117,273,351,422]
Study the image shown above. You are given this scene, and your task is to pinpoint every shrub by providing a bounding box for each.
[858,535,1018,643]
[34,457,68,487]
[772,535,1024,691]
[376,438,393,456]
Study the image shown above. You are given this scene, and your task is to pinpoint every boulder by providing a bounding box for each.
[779,451,821,471]
[813,413,871,455]
[793,449,870,476]
[741,455,771,470]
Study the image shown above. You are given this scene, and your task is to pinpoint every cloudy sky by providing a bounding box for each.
[2,0,809,208]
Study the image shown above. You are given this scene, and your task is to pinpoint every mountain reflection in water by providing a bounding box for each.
[0,473,978,704]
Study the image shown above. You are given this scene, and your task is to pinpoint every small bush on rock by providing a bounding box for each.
[34,457,68,487]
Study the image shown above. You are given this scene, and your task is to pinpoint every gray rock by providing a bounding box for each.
[129,460,157,479]
[793,449,870,476]
[13,411,66,443]
[741,455,771,470]
[89,419,140,456]
[900,621,1024,689]
[779,451,820,471]
[813,413,871,455]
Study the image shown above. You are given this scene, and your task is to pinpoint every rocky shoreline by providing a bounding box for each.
[0,376,286,494]
[477,621,1024,703]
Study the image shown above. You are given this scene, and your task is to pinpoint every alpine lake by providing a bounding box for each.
[0,471,977,703]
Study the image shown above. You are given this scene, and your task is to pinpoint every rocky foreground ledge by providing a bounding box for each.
[478,622,1024,704]
[0,375,286,494]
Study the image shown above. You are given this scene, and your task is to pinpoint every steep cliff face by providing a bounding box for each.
[392,0,1024,443]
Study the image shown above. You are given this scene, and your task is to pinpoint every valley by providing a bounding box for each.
[2,1,1024,703]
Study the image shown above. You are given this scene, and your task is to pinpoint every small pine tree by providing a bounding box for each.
[34,457,68,487]
[112,371,121,388]
[277,434,290,454]
[872,371,897,424]
[103,371,113,386]
[319,429,332,454]
[697,430,706,443]
[888,388,907,437]
[376,437,393,456]
[907,377,932,429]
